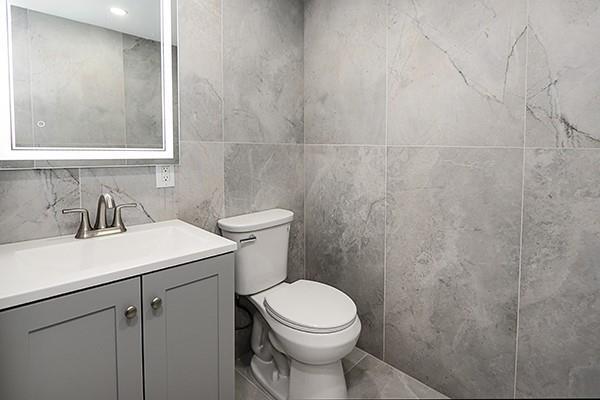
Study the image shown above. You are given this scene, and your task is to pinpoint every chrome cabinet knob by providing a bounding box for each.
[125,305,137,319]
[151,297,163,310]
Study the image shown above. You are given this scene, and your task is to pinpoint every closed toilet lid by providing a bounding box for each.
[263,280,357,334]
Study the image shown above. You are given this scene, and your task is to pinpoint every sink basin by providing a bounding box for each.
[0,220,237,310]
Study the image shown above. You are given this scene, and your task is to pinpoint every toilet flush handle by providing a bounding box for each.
[239,234,257,245]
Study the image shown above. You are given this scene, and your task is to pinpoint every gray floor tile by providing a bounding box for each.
[236,348,444,399]
[343,347,369,375]
[346,355,447,399]
[236,371,272,400]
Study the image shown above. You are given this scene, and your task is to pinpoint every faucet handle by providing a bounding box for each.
[111,203,137,231]
[62,208,93,239]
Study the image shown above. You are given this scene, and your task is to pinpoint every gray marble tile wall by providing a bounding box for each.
[0,0,306,288]
[304,0,600,398]
[11,7,163,149]
[1,0,599,398]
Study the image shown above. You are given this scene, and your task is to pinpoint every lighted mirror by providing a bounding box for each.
[0,0,177,163]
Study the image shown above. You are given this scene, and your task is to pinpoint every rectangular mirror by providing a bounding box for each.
[0,0,177,163]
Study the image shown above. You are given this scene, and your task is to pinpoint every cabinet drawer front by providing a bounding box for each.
[143,254,234,400]
[0,278,143,400]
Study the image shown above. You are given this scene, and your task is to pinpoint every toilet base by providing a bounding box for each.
[289,359,347,399]
[251,355,289,400]
[252,354,348,400]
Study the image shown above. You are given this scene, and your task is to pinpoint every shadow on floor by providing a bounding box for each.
[235,347,447,399]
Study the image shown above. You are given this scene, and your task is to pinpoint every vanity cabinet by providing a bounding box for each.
[0,253,234,400]
[143,254,234,400]
[0,278,144,400]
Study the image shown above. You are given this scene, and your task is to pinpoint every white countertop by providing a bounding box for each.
[0,220,237,310]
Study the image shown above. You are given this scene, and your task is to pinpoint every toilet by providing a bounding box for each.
[218,209,361,400]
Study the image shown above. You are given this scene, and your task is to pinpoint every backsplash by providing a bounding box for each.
[0,0,305,278]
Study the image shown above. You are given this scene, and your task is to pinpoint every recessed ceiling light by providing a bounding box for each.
[110,7,128,16]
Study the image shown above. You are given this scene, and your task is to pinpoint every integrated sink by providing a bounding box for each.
[0,220,237,309]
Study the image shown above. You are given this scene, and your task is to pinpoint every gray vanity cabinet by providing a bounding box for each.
[0,278,144,400]
[143,254,234,400]
[0,253,234,400]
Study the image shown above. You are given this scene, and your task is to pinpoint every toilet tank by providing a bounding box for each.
[218,209,294,295]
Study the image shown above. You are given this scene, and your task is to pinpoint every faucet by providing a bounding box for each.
[94,193,115,229]
[62,193,137,239]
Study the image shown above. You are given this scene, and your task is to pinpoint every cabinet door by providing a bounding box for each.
[143,254,234,400]
[0,278,143,400]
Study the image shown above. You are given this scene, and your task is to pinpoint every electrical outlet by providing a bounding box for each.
[156,165,175,188]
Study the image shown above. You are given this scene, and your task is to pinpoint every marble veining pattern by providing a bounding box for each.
[224,143,305,281]
[176,141,224,233]
[122,35,163,148]
[224,0,303,144]
[304,0,386,145]
[526,0,600,148]
[305,145,385,357]
[516,149,600,397]
[385,147,523,398]
[80,167,176,227]
[387,0,526,147]
[0,169,80,244]
[178,0,223,142]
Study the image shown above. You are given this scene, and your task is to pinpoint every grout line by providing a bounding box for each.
[221,0,226,220]
[513,5,529,396]
[305,143,523,149]
[235,369,274,399]
[223,141,304,146]
[359,351,445,397]
[344,350,369,376]
[221,0,225,144]
[303,0,307,282]
[382,0,389,362]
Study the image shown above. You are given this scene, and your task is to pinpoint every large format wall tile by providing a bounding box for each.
[179,0,223,142]
[304,0,386,145]
[11,6,33,147]
[80,167,176,227]
[388,0,526,147]
[305,145,385,357]
[176,141,224,233]
[225,143,305,281]
[28,10,126,148]
[0,169,80,244]
[527,0,600,148]
[123,35,163,148]
[385,147,522,398]
[516,149,600,398]
[224,0,303,144]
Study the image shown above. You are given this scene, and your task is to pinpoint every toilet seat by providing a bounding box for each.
[263,280,357,334]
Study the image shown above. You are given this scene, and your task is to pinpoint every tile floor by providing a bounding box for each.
[235,347,447,399]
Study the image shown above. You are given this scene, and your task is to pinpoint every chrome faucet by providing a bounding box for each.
[94,193,115,229]
[62,193,137,239]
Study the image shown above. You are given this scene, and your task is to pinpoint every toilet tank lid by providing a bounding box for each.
[218,209,294,233]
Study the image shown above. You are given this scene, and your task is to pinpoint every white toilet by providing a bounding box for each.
[218,209,361,400]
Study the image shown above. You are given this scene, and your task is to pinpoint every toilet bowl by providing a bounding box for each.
[218,209,362,399]
[248,281,361,399]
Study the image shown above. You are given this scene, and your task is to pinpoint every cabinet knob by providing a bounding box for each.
[151,297,163,310]
[125,305,137,319]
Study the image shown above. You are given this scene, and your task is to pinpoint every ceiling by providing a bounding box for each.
[10,0,170,42]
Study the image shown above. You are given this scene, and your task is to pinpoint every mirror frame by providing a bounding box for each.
[0,0,175,161]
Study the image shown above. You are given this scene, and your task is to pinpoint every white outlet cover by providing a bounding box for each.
[156,165,175,188]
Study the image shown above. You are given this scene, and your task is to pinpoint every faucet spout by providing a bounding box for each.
[94,193,116,229]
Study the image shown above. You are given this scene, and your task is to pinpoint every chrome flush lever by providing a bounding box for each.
[239,235,257,245]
